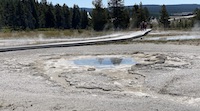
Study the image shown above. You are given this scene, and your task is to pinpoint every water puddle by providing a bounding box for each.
[73,57,136,68]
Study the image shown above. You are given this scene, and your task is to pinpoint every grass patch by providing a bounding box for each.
[132,39,200,46]
[0,29,112,39]
[146,29,199,38]
[0,102,3,108]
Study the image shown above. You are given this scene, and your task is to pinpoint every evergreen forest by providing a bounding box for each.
[0,0,150,31]
[0,0,199,31]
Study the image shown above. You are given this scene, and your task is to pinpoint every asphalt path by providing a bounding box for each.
[0,29,151,52]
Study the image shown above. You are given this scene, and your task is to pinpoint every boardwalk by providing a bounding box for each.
[0,29,151,52]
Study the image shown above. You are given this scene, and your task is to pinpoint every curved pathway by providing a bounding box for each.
[0,29,151,52]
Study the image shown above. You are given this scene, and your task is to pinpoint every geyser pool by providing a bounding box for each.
[73,57,136,68]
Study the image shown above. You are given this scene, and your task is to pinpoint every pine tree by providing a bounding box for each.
[23,0,38,29]
[159,5,170,28]
[131,3,149,28]
[92,0,108,31]
[55,4,64,29]
[131,4,139,28]
[3,0,15,28]
[108,0,130,29]
[137,3,145,23]
[72,5,81,29]
[38,1,47,28]
[80,10,89,29]
[45,4,55,28]
[120,8,130,28]
[62,4,71,29]
[15,0,26,29]
[30,0,39,28]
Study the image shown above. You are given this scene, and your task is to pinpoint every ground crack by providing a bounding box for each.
[76,86,112,91]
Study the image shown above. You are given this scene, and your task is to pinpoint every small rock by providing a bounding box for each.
[155,59,165,64]
[87,68,96,71]
[128,69,133,73]
[132,51,143,54]
[50,66,56,68]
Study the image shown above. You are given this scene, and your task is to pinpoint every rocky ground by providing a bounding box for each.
[0,43,200,111]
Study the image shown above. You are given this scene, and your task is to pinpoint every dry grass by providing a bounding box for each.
[0,101,3,109]
[146,31,191,38]
[145,28,200,38]
[132,39,200,46]
[0,29,111,39]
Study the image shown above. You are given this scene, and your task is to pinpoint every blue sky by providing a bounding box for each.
[49,0,200,8]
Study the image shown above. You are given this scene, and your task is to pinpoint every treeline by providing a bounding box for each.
[89,0,150,31]
[159,4,200,29]
[195,9,200,21]
[0,0,198,31]
[0,0,89,30]
[0,0,150,31]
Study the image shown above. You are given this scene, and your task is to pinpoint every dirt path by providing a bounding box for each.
[0,43,200,111]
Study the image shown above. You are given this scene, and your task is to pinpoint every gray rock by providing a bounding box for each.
[87,68,96,71]
[155,59,165,64]
[154,55,167,64]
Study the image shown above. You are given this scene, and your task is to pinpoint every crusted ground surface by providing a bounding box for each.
[0,43,200,111]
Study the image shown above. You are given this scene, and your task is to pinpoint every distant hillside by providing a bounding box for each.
[143,4,200,17]
[81,8,92,12]
[82,4,200,17]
